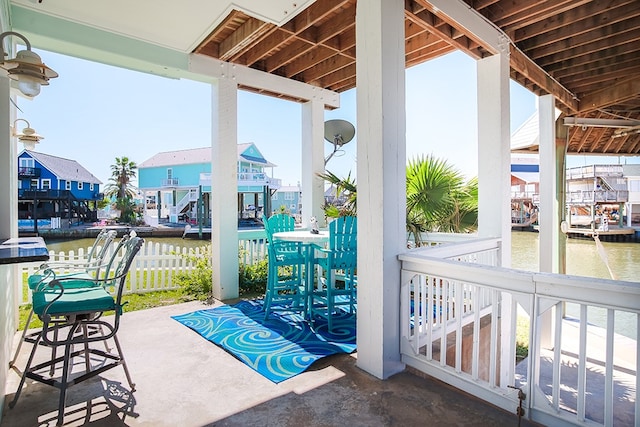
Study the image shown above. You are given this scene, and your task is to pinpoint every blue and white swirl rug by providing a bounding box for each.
[171,299,356,383]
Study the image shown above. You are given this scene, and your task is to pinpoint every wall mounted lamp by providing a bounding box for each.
[13,118,44,150]
[0,31,58,97]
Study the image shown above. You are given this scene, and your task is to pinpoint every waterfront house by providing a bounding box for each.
[271,185,302,219]
[137,143,281,225]
[17,150,103,228]
[1,3,638,427]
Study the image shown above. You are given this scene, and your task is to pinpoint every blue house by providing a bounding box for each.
[138,143,281,225]
[271,185,302,218]
[18,150,103,227]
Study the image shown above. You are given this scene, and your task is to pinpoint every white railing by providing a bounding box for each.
[399,237,639,427]
[19,235,269,306]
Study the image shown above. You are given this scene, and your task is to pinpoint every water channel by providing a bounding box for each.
[44,231,639,338]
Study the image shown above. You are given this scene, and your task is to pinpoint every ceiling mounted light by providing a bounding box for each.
[0,31,58,97]
[13,118,44,150]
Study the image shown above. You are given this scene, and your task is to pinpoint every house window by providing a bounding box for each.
[41,179,51,190]
[31,179,38,189]
[19,158,34,168]
[78,182,84,190]
[90,183,94,191]
[284,192,295,201]
[167,168,173,179]
[272,193,279,201]
[65,181,71,190]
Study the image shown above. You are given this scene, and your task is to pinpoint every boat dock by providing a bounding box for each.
[567,226,638,241]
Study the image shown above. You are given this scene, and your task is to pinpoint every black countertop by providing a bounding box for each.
[0,237,49,265]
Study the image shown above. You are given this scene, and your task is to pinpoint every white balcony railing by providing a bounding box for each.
[161,178,180,187]
[399,237,639,427]
[199,173,281,190]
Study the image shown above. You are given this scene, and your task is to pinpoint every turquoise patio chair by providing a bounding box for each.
[263,214,308,319]
[9,234,144,426]
[10,229,118,368]
[310,216,357,332]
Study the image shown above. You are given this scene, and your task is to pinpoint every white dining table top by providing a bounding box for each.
[272,230,329,243]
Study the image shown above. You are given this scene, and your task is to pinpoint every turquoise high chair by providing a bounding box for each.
[310,215,357,332]
[263,214,308,319]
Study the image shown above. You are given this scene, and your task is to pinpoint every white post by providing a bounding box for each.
[538,94,559,273]
[211,76,239,300]
[538,94,558,349]
[477,51,513,387]
[0,74,18,420]
[477,52,511,262]
[355,0,406,379]
[301,100,325,227]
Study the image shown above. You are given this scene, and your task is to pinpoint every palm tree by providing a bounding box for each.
[406,155,477,244]
[105,156,137,200]
[319,155,478,246]
[105,156,138,222]
[317,170,357,218]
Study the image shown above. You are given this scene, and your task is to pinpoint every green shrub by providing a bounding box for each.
[174,244,269,300]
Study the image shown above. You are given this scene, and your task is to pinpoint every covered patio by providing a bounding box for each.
[2,301,535,427]
[1,1,638,426]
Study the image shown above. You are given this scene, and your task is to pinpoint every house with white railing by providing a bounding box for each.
[138,143,281,225]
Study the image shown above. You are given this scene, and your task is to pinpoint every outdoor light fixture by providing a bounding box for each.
[0,31,58,97]
[13,118,44,150]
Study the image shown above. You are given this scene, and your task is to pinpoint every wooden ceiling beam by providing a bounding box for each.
[509,44,578,112]
[496,0,589,32]
[571,67,640,99]
[536,29,640,68]
[516,1,640,49]
[579,78,640,113]
[219,18,273,61]
[284,46,336,78]
[299,54,352,82]
[553,54,640,81]
[407,8,483,59]
[545,42,640,76]
[264,39,314,72]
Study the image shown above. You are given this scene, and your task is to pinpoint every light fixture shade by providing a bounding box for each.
[13,118,44,151]
[0,32,58,97]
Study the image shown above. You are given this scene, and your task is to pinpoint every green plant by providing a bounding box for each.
[174,245,213,301]
[239,258,268,296]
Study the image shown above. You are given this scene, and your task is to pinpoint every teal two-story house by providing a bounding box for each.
[138,143,281,225]
[18,150,103,228]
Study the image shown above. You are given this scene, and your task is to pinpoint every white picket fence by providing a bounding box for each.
[19,235,269,306]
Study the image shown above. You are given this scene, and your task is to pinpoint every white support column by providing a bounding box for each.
[538,94,559,273]
[301,100,325,227]
[0,75,18,420]
[355,0,406,379]
[537,94,558,349]
[477,51,512,388]
[477,52,511,262]
[211,76,239,300]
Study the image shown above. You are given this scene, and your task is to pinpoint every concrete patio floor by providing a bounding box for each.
[2,301,539,427]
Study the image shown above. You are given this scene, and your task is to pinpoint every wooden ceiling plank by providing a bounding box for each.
[219,18,272,61]
[289,0,353,34]
[264,39,314,73]
[408,8,483,59]
[509,45,578,112]
[579,78,640,113]
[238,30,290,66]
[570,65,640,94]
[498,0,590,33]
[536,29,640,69]
[514,0,638,44]
[284,46,336,78]
[516,1,640,50]
[546,43,640,78]
[300,54,352,82]
[553,55,640,81]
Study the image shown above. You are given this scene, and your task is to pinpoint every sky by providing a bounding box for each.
[16,48,639,188]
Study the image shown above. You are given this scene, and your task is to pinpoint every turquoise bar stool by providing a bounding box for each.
[9,234,144,426]
[10,229,118,368]
[263,214,308,319]
[310,216,357,332]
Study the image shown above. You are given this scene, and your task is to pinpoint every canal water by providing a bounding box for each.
[45,232,639,337]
